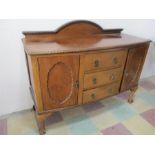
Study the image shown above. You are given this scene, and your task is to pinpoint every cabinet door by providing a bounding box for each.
[38,55,79,110]
[121,44,149,91]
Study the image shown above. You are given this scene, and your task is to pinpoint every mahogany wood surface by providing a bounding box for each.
[121,43,149,91]
[22,20,150,55]
[22,20,150,134]
[23,34,150,55]
[82,50,125,72]
[83,82,120,104]
[38,55,79,110]
[83,68,122,90]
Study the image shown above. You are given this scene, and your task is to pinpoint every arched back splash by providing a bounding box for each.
[23,20,123,42]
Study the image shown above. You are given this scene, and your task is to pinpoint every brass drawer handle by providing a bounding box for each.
[113,57,118,64]
[110,74,115,81]
[92,78,97,85]
[91,93,96,100]
[94,60,99,67]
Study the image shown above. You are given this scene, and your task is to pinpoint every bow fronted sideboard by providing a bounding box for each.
[22,20,150,134]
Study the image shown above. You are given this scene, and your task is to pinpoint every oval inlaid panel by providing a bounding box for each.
[47,62,73,104]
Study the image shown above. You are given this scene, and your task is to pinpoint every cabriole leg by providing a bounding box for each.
[35,112,52,135]
[128,86,138,104]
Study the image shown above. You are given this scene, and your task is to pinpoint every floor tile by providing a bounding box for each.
[46,112,63,126]
[82,101,104,112]
[136,86,148,95]
[123,115,155,135]
[129,98,153,114]
[46,122,70,135]
[150,89,155,95]
[138,92,155,106]
[111,104,136,121]
[140,108,155,127]
[60,106,86,120]
[116,92,128,100]
[22,129,39,135]
[7,110,37,135]
[101,97,124,111]
[149,76,155,83]
[101,123,132,135]
[0,119,7,135]
[88,110,119,130]
[65,115,98,135]
[140,80,155,90]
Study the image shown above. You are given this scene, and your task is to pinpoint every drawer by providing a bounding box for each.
[83,50,126,72]
[83,83,119,104]
[84,68,122,90]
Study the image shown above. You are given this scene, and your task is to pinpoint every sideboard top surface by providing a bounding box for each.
[22,20,151,55]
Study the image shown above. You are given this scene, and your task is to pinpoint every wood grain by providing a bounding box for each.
[83,68,122,90]
[121,43,150,91]
[23,20,150,134]
[22,21,150,55]
[23,34,150,55]
[38,54,79,110]
[83,83,119,104]
[28,56,44,112]
[82,50,125,72]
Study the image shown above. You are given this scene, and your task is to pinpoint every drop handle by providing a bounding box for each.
[92,78,97,85]
[94,60,99,67]
[110,74,115,81]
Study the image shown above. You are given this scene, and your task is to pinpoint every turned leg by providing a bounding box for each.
[128,86,138,104]
[35,112,52,135]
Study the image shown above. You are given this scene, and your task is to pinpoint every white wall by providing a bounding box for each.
[0,19,155,116]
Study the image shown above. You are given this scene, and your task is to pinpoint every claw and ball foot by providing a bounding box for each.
[35,112,52,135]
[128,86,138,104]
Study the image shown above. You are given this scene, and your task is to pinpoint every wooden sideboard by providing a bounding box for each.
[22,20,150,134]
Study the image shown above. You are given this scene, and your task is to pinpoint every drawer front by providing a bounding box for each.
[84,68,122,90]
[83,83,119,104]
[83,50,125,72]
